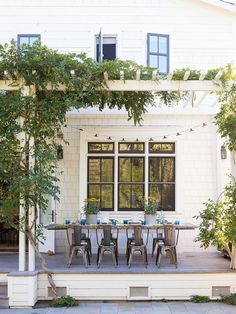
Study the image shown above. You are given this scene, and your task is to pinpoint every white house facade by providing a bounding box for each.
[0,0,236,307]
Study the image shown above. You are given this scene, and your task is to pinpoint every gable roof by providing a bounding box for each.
[200,0,236,13]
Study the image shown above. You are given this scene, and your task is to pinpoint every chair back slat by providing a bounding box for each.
[102,224,112,246]
[73,225,82,245]
[164,224,175,246]
[134,225,143,246]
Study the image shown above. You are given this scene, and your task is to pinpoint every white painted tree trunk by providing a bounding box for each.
[230,246,236,270]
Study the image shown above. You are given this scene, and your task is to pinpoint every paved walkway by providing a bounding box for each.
[0,301,235,314]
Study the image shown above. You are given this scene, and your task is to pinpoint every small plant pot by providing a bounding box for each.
[145,214,157,226]
[86,214,97,225]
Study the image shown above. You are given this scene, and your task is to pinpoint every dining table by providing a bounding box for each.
[46,222,197,261]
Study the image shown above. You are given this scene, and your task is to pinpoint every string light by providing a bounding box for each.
[68,117,214,141]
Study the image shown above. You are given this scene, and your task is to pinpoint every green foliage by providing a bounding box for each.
[194,177,236,256]
[221,294,236,305]
[83,198,100,215]
[144,198,159,215]
[51,295,78,307]
[190,295,210,303]
[215,84,236,150]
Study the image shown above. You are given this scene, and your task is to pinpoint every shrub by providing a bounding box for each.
[51,295,78,307]
[221,294,236,305]
[190,295,210,303]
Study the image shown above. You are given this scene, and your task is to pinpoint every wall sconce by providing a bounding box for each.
[221,145,227,160]
[57,145,63,159]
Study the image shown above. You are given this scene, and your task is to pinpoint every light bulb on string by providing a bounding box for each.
[176,132,180,136]
[94,134,98,137]
[108,136,112,140]
[122,138,125,141]
[189,128,194,132]
[149,138,154,141]
[163,136,167,139]
[79,128,84,131]
[136,138,139,142]
[202,123,207,127]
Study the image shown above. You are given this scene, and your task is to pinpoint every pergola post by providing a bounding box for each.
[18,118,26,272]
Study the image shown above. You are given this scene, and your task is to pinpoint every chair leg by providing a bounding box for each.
[144,247,148,267]
[128,248,134,268]
[98,247,104,268]
[68,247,76,268]
[156,246,162,268]
[82,249,88,268]
[173,247,178,268]
[111,248,117,267]
[152,238,157,257]
[97,246,101,266]
[115,246,119,266]
[87,239,92,257]
[87,247,91,265]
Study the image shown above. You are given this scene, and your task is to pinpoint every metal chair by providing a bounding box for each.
[156,224,177,268]
[67,225,90,268]
[126,225,149,268]
[151,229,165,257]
[96,225,119,267]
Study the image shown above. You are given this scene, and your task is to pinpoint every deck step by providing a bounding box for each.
[0,294,9,309]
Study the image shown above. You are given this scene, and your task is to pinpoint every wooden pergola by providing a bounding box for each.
[0,71,235,273]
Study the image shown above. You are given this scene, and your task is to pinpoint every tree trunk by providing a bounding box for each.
[230,246,236,270]
[27,231,58,299]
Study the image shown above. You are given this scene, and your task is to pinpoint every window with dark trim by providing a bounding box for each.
[118,157,144,211]
[96,36,116,62]
[88,142,114,153]
[149,142,175,154]
[147,33,169,74]
[17,34,41,47]
[87,157,114,211]
[149,157,175,211]
[118,142,144,153]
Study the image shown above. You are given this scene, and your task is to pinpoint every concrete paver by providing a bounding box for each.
[0,301,235,314]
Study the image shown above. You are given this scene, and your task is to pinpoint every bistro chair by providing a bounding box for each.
[127,225,149,268]
[151,229,165,257]
[67,225,90,268]
[96,224,119,267]
[155,224,177,268]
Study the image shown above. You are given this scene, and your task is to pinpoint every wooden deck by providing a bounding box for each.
[0,251,234,274]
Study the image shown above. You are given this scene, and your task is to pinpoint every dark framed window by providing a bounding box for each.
[149,142,175,154]
[149,157,175,211]
[118,142,144,153]
[87,157,114,211]
[118,157,144,211]
[88,142,114,153]
[17,34,41,47]
[96,35,116,62]
[147,33,169,74]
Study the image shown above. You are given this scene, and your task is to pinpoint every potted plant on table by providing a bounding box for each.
[83,198,100,225]
[144,198,159,225]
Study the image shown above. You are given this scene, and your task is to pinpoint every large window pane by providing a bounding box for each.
[101,185,113,208]
[162,184,175,211]
[132,158,144,182]
[149,183,161,205]
[149,158,161,182]
[88,159,100,182]
[119,184,131,209]
[101,159,113,182]
[88,157,114,211]
[162,158,175,182]
[131,184,144,209]
[119,158,131,182]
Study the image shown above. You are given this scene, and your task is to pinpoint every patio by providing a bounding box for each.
[0,251,233,274]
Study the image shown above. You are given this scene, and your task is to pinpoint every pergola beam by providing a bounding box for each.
[0,79,235,92]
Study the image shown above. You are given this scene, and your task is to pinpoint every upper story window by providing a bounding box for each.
[147,33,169,74]
[17,34,41,47]
[96,30,116,62]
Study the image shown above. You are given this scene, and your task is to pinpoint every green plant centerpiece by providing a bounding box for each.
[83,198,100,225]
[144,198,159,225]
